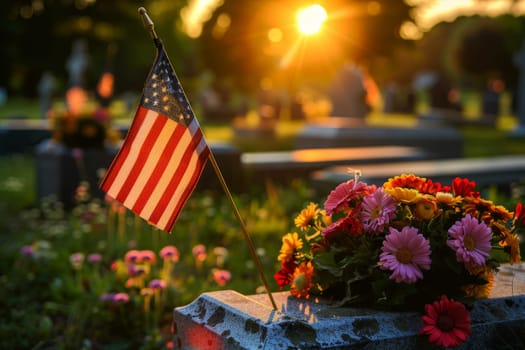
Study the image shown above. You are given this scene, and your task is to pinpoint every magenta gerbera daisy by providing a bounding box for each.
[379,226,431,283]
[447,214,492,269]
[360,187,397,234]
[324,179,369,215]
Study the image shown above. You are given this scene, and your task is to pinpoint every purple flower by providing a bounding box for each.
[100,293,115,302]
[87,253,102,264]
[380,226,432,283]
[148,279,167,290]
[447,214,492,269]
[360,187,397,233]
[20,245,34,257]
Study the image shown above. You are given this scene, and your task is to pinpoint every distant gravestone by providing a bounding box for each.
[329,63,369,118]
[512,39,525,137]
[481,80,501,119]
[66,39,90,88]
[37,71,56,118]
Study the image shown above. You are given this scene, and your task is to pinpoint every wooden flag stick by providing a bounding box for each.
[138,7,278,311]
[207,152,278,310]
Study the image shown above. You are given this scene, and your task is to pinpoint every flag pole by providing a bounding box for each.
[138,7,278,311]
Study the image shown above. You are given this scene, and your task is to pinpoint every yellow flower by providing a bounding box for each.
[290,261,314,299]
[435,192,461,207]
[414,195,439,220]
[294,203,320,230]
[499,233,522,264]
[278,232,303,262]
[385,187,420,203]
[463,266,494,298]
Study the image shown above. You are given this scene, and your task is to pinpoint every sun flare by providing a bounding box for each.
[296,4,327,36]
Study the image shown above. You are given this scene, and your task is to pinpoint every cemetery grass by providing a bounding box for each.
[0,154,316,349]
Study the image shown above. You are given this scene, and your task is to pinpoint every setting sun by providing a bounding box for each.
[296,4,327,36]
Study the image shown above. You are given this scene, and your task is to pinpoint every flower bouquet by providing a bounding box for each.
[49,87,121,149]
[275,173,522,347]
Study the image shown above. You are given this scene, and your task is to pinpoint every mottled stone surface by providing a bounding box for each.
[173,263,525,349]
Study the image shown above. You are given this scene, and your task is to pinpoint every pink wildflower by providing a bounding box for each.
[160,245,180,262]
[192,244,207,262]
[212,269,232,286]
[148,279,167,290]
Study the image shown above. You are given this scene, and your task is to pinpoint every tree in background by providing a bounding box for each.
[0,0,194,98]
[196,0,415,93]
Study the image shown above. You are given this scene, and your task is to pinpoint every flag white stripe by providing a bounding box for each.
[122,114,176,209]
[106,110,158,199]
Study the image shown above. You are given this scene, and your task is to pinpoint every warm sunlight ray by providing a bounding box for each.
[296,4,327,36]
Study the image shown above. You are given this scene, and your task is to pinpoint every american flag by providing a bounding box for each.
[100,39,210,232]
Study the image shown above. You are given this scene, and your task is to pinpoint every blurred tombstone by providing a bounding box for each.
[428,75,453,110]
[329,63,369,118]
[481,79,502,118]
[512,39,525,137]
[290,94,305,120]
[382,82,415,114]
[37,71,56,118]
[257,88,281,127]
[66,39,90,88]
[382,82,397,113]
[0,87,6,105]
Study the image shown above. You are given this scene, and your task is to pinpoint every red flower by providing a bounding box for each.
[515,202,525,227]
[420,295,471,348]
[274,260,295,289]
[452,177,479,197]
[322,214,363,240]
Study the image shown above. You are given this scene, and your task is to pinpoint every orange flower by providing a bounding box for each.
[499,233,522,264]
[290,261,314,299]
[463,266,494,298]
[384,174,427,190]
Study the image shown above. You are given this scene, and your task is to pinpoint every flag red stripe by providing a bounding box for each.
[130,120,186,215]
[148,124,206,229]
[115,114,168,203]
[163,135,210,230]
[100,106,148,193]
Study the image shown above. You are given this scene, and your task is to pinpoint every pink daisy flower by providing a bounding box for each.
[360,187,397,234]
[324,180,370,215]
[380,226,431,283]
[159,245,180,262]
[212,269,232,286]
[447,214,492,269]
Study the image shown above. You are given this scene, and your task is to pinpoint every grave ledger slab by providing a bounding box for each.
[173,263,525,349]
[295,117,463,159]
